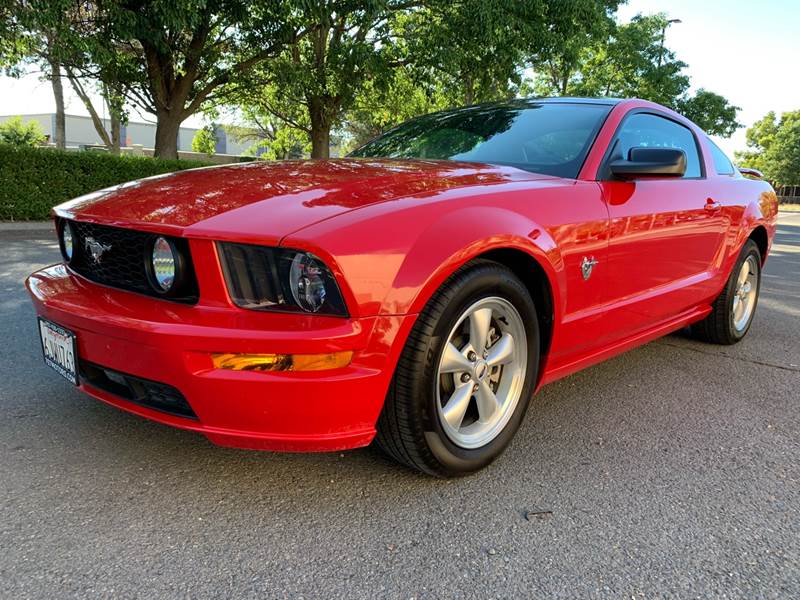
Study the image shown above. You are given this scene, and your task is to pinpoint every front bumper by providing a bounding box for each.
[27,264,415,452]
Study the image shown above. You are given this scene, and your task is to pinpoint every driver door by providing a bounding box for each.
[598,112,727,338]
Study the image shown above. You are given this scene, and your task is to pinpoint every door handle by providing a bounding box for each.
[705,199,722,212]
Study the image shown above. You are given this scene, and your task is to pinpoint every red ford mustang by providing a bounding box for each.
[27,98,778,476]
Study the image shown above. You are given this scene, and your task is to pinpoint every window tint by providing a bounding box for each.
[612,113,702,178]
[350,102,612,179]
[707,138,735,175]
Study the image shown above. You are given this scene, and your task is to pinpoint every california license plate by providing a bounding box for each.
[38,318,78,385]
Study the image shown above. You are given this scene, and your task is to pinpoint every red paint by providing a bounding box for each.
[27,99,778,451]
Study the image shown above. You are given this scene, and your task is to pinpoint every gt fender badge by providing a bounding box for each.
[581,256,598,280]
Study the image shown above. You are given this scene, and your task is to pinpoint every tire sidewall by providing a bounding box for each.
[417,266,539,474]
[727,241,762,341]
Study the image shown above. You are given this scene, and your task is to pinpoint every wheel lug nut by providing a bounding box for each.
[467,351,476,361]
[473,384,479,391]
[461,373,471,382]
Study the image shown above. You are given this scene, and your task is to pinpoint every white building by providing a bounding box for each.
[0,113,252,156]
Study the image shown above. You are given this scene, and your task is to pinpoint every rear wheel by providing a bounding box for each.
[693,240,762,344]
[375,261,539,477]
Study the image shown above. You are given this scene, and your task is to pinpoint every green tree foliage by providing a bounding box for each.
[192,125,218,156]
[246,0,624,157]
[532,13,740,137]
[229,86,312,159]
[343,68,450,151]
[242,0,420,159]
[0,116,47,146]
[735,110,800,187]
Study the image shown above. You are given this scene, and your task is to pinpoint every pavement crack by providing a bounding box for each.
[656,341,800,373]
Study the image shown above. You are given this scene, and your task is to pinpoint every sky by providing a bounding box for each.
[0,0,798,157]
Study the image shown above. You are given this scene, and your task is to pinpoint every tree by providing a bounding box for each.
[342,67,449,150]
[736,110,800,187]
[2,1,126,152]
[0,116,47,146]
[532,13,741,137]
[67,1,304,159]
[244,0,424,159]
[191,125,217,156]
[226,96,312,159]
[676,89,739,139]
[1,1,73,148]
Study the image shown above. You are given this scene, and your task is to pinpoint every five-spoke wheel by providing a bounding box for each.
[436,297,527,449]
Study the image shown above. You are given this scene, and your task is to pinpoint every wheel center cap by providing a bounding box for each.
[474,360,488,380]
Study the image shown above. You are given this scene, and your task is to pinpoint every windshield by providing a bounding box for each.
[349,101,612,179]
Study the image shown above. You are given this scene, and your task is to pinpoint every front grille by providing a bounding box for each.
[80,360,197,419]
[65,220,198,303]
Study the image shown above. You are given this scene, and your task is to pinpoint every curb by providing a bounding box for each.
[0,221,53,231]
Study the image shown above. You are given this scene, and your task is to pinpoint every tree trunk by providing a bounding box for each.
[110,113,121,155]
[308,97,330,159]
[154,113,182,159]
[463,73,475,105]
[50,60,66,149]
[67,71,112,149]
[104,84,123,155]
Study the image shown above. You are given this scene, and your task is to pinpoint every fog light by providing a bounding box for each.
[150,236,177,292]
[61,221,74,261]
[211,351,353,372]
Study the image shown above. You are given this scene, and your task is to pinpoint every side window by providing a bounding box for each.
[612,113,702,178]
[707,138,735,175]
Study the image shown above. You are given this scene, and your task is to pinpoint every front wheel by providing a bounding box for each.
[375,261,539,477]
[693,239,762,344]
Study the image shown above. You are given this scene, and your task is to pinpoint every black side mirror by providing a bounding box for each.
[609,147,687,179]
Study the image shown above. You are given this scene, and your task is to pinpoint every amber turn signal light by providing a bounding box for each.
[211,351,353,372]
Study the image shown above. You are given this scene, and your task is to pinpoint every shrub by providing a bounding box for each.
[0,145,212,220]
[192,125,218,156]
[0,116,47,147]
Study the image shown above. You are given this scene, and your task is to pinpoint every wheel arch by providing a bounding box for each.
[477,248,555,382]
[748,224,769,264]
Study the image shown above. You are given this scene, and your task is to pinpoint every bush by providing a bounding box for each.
[0,116,47,147]
[0,145,212,220]
[192,125,217,156]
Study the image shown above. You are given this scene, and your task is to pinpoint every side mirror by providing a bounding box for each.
[609,147,687,179]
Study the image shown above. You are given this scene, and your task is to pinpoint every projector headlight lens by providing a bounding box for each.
[289,252,327,313]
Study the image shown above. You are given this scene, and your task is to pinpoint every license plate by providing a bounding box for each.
[38,318,78,385]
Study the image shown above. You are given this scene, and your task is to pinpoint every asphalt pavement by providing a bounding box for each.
[1,214,798,599]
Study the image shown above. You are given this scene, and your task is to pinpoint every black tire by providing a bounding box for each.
[693,239,762,345]
[375,260,539,477]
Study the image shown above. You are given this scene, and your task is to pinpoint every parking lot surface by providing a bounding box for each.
[1,214,798,598]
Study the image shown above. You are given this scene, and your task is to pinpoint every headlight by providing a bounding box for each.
[217,242,348,316]
[60,221,74,262]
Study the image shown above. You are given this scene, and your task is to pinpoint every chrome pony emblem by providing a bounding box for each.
[84,237,112,263]
[581,256,598,281]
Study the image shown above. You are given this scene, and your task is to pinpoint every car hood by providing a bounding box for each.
[54,158,553,244]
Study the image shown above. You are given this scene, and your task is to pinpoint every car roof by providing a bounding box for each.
[529,96,624,106]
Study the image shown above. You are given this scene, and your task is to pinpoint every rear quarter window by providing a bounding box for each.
[707,139,735,175]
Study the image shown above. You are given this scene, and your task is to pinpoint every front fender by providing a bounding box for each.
[382,206,563,318]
